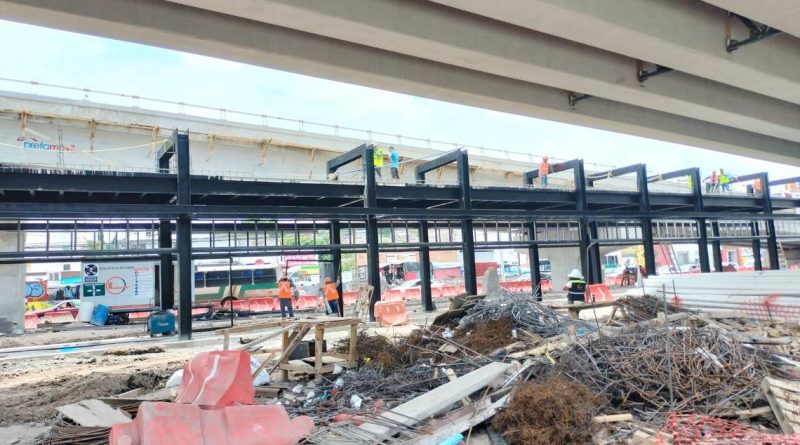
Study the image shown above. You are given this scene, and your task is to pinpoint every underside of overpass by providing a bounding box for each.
[1,0,800,164]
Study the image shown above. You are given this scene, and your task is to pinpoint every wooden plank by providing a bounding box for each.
[358,362,513,439]
[280,363,335,374]
[57,399,132,427]
[215,319,283,335]
[301,355,346,365]
[766,377,800,394]
[241,323,299,351]
[223,332,230,350]
[410,395,509,445]
[349,322,358,367]
[762,379,800,434]
[315,326,324,382]
[444,369,472,407]
[251,352,276,382]
[593,414,634,423]
[273,325,312,380]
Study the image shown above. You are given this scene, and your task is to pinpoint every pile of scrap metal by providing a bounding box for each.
[40,292,800,445]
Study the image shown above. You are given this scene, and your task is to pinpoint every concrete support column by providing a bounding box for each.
[0,232,24,334]
[419,220,434,311]
[158,219,174,310]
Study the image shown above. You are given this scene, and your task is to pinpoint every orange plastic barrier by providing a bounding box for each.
[540,279,553,291]
[42,310,75,324]
[374,301,410,327]
[587,284,614,303]
[109,402,314,445]
[24,313,38,330]
[229,300,251,313]
[343,291,357,305]
[382,289,403,302]
[246,298,271,312]
[403,287,421,300]
[174,350,255,409]
[128,312,150,320]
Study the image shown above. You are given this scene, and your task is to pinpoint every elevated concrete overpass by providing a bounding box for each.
[2,0,800,165]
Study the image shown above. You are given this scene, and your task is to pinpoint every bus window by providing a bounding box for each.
[194,272,206,288]
[253,268,277,284]
[230,269,253,285]
[206,270,230,287]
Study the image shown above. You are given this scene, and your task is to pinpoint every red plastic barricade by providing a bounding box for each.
[431,286,444,299]
[374,301,410,327]
[24,313,38,330]
[229,300,250,313]
[174,350,255,409]
[343,291,357,306]
[43,310,76,324]
[587,284,614,303]
[403,287,421,301]
[540,279,553,292]
[246,298,270,312]
[110,402,314,445]
[128,312,150,320]
[382,289,403,302]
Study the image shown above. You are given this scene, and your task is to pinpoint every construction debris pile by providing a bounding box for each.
[33,290,800,445]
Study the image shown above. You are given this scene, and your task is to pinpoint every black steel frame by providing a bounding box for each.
[3,133,800,339]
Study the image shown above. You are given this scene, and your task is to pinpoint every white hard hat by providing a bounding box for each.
[568,269,584,279]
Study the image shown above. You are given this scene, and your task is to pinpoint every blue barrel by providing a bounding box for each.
[90,304,110,326]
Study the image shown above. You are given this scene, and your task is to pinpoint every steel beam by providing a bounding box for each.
[419,220,433,310]
[327,143,368,174]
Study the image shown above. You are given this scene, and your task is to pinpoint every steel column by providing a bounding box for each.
[330,220,343,316]
[175,131,192,339]
[363,145,380,320]
[419,220,434,310]
[692,169,711,273]
[526,222,542,301]
[457,151,477,296]
[711,222,723,272]
[588,222,602,284]
[637,165,656,276]
[751,222,763,271]
[572,160,592,283]
[158,219,174,310]
[177,214,192,339]
[761,173,780,270]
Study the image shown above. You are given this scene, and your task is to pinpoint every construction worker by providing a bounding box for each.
[389,146,400,180]
[754,178,762,195]
[373,144,385,178]
[719,169,731,192]
[562,269,587,304]
[322,276,341,316]
[539,156,550,186]
[704,170,718,193]
[277,276,295,318]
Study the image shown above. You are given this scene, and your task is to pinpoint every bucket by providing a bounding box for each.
[77,301,95,323]
[90,304,110,326]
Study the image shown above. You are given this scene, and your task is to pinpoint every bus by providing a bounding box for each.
[194,263,280,304]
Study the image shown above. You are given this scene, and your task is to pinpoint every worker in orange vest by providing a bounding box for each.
[277,276,296,318]
[322,276,341,316]
[539,156,550,186]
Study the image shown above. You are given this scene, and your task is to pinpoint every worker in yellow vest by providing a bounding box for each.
[373,145,385,178]
[321,276,342,316]
[277,276,295,318]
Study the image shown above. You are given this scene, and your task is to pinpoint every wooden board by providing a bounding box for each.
[57,399,131,427]
[358,362,513,438]
[762,377,800,434]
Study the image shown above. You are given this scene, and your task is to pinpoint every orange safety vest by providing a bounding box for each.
[278,281,292,299]
[324,283,339,302]
[539,161,549,176]
[754,179,762,193]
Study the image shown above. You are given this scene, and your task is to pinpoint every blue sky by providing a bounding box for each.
[1,19,799,179]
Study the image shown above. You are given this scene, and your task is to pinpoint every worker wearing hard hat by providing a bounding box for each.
[321,276,342,317]
[539,156,550,187]
[373,144,385,178]
[562,269,587,304]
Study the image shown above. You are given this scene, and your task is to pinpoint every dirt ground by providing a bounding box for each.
[0,346,200,427]
[0,324,148,349]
